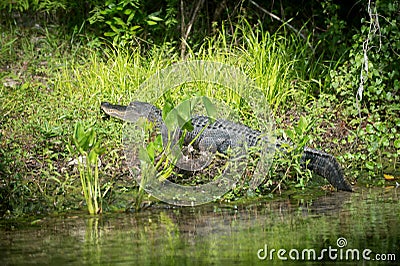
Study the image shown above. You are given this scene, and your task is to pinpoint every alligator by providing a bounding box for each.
[101,101,353,191]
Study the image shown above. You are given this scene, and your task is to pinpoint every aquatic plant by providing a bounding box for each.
[71,122,105,214]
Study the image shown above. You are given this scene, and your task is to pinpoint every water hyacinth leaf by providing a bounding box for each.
[72,123,104,214]
[88,142,106,165]
[164,108,177,132]
[74,122,84,141]
[190,97,201,107]
[165,100,193,131]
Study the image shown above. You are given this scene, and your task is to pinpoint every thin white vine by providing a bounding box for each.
[356,0,382,114]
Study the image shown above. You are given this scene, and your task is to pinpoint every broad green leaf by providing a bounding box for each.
[88,149,98,165]
[86,128,96,149]
[284,129,295,142]
[179,99,191,116]
[177,113,193,131]
[381,136,390,147]
[74,122,84,140]
[146,142,155,162]
[104,31,117,37]
[138,146,151,163]
[162,100,174,120]
[202,96,217,123]
[127,12,136,24]
[296,116,309,135]
[113,17,126,27]
[164,109,177,131]
[109,23,121,33]
[153,135,163,152]
[130,25,141,31]
[181,120,194,132]
[20,82,30,90]
[366,124,375,134]
[365,161,375,170]
[146,20,157,26]
[394,139,400,149]
[93,141,106,155]
[148,15,163,22]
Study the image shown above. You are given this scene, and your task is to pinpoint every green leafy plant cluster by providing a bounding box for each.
[70,123,106,214]
[1,1,399,216]
[88,0,178,46]
[327,0,400,178]
[263,116,314,192]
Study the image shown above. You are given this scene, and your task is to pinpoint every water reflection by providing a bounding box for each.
[1,187,399,265]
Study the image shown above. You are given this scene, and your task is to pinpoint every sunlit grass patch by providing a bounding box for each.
[0,19,331,215]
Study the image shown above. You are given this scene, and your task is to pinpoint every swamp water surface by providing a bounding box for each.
[1,187,399,265]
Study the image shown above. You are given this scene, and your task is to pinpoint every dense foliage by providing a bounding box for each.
[0,0,399,216]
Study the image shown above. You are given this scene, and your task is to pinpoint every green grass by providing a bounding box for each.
[1,18,398,216]
[0,21,325,215]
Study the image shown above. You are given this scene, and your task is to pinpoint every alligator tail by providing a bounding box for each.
[301,147,353,191]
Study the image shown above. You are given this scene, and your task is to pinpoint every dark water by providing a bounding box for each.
[1,187,399,265]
